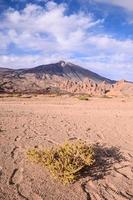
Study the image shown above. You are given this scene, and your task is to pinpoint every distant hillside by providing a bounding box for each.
[1,61,132,96]
[21,61,114,83]
[0,61,114,82]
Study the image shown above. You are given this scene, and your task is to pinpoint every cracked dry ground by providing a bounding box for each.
[0,95,133,200]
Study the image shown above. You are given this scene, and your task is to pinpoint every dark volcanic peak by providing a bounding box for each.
[2,61,133,96]
[1,61,133,96]
[21,61,114,83]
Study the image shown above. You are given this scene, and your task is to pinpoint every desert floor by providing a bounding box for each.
[0,95,133,200]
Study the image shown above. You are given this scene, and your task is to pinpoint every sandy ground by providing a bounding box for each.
[0,95,133,200]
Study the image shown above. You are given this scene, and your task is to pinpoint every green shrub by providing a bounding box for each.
[27,140,94,184]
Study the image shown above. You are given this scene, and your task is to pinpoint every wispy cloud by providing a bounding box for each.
[94,0,133,11]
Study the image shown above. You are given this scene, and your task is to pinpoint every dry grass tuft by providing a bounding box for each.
[78,95,90,101]
[27,140,94,184]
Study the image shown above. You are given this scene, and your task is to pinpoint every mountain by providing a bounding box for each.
[1,60,131,96]
[21,61,114,83]
[0,61,113,82]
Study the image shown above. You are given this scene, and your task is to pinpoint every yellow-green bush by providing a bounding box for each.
[78,95,90,101]
[27,140,94,184]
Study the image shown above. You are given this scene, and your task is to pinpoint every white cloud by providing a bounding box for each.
[94,0,133,11]
[0,2,102,53]
[87,35,133,54]
[0,1,133,80]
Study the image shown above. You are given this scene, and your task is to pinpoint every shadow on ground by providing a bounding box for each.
[78,143,125,181]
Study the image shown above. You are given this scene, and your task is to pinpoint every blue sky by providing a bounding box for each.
[0,0,133,81]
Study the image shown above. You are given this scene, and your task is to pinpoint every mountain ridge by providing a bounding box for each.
[0,61,114,83]
[0,61,133,96]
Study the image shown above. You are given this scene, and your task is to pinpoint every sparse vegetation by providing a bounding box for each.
[78,95,90,101]
[101,95,112,99]
[27,140,94,184]
[0,128,4,132]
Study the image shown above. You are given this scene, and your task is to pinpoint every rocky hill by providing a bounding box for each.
[0,61,132,96]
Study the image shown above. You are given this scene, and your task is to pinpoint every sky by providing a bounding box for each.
[0,0,133,80]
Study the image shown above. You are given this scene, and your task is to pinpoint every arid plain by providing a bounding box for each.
[0,95,133,200]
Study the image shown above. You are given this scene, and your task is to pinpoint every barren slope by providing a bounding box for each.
[0,61,114,95]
